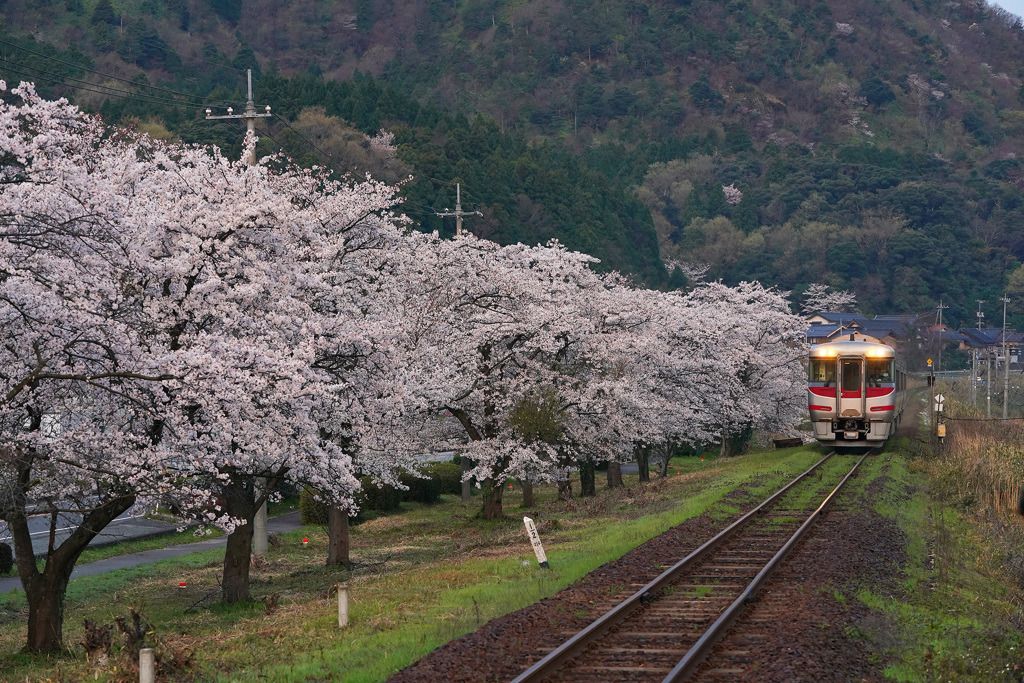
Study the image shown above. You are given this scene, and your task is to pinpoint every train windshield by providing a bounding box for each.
[809,359,835,385]
[842,360,861,392]
[867,359,894,387]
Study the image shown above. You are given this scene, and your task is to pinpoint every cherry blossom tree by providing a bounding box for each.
[800,283,858,314]
[683,282,807,456]
[0,83,410,651]
[0,81,182,652]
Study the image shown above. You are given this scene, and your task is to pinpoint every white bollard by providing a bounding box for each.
[523,517,550,568]
[139,647,155,683]
[338,584,349,628]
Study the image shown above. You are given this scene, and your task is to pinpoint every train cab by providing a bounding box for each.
[808,340,906,447]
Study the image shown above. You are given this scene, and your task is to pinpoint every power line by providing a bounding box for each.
[0,38,224,106]
[0,57,208,110]
[272,113,350,175]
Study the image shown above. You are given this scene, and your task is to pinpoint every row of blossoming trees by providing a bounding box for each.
[0,83,806,653]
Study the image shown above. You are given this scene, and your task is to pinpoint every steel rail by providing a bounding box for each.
[662,451,870,682]
[510,452,837,683]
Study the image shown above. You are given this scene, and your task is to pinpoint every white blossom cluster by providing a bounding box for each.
[722,183,743,205]
[0,81,808,552]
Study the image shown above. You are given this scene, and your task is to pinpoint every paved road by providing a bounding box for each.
[0,511,303,594]
[1,512,180,559]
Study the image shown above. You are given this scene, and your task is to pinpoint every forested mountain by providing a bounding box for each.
[4,0,1024,325]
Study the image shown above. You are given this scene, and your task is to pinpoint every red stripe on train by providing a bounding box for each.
[809,405,832,412]
[808,387,894,398]
[870,406,895,412]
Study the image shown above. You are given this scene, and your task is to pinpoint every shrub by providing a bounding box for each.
[399,469,442,504]
[359,476,402,512]
[299,487,329,526]
[420,461,463,495]
[0,543,11,575]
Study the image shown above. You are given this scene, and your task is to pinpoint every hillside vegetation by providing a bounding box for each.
[5,0,1024,322]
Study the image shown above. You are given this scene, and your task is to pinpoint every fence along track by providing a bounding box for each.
[511,451,870,683]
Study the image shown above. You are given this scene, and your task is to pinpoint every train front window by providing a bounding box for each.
[809,359,835,385]
[842,360,861,392]
[867,359,894,387]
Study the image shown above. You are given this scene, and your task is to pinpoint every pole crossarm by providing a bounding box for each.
[204,69,272,166]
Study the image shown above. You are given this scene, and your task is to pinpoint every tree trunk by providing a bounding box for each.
[557,478,573,501]
[635,444,650,483]
[326,506,350,568]
[720,427,752,458]
[657,442,672,478]
[9,487,135,653]
[522,479,535,507]
[460,456,473,501]
[579,461,596,497]
[221,478,257,604]
[606,462,624,489]
[480,478,504,520]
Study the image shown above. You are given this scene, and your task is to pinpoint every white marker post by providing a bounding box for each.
[338,584,349,628]
[139,648,155,683]
[523,517,549,568]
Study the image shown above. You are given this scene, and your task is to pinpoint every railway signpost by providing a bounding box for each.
[934,393,945,413]
[523,517,550,568]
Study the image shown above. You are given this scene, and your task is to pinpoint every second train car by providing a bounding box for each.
[808,337,907,448]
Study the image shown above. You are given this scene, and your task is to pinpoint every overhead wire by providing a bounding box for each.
[2,34,467,223]
[0,59,207,111]
[0,37,229,106]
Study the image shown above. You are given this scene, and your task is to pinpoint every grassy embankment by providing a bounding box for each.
[0,447,825,681]
[7,422,1022,683]
[847,383,1024,681]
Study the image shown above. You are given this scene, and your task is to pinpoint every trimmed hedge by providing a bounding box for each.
[399,470,441,505]
[419,461,463,496]
[301,462,461,524]
[360,476,402,512]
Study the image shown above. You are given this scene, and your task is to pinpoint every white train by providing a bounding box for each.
[808,339,908,448]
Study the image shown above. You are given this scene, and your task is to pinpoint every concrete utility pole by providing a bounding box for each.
[204,69,273,167]
[973,300,985,409]
[936,299,948,373]
[1002,295,1011,419]
[437,183,482,500]
[436,183,483,237]
[205,68,274,556]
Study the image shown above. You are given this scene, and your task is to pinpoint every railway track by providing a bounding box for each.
[511,450,870,683]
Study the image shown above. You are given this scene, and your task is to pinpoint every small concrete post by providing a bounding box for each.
[139,648,155,683]
[338,584,349,628]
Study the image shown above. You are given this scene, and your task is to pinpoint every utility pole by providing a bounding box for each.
[437,183,482,500]
[973,300,985,409]
[987,350,993,418]
[205,69,273,167]
[1002,295,1011,419]
[204,68,273,556]
[936,299,948,373]
[436,183,483,237]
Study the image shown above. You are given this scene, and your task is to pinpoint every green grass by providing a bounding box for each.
[0,446,833,681]
[850,437,1024,682]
